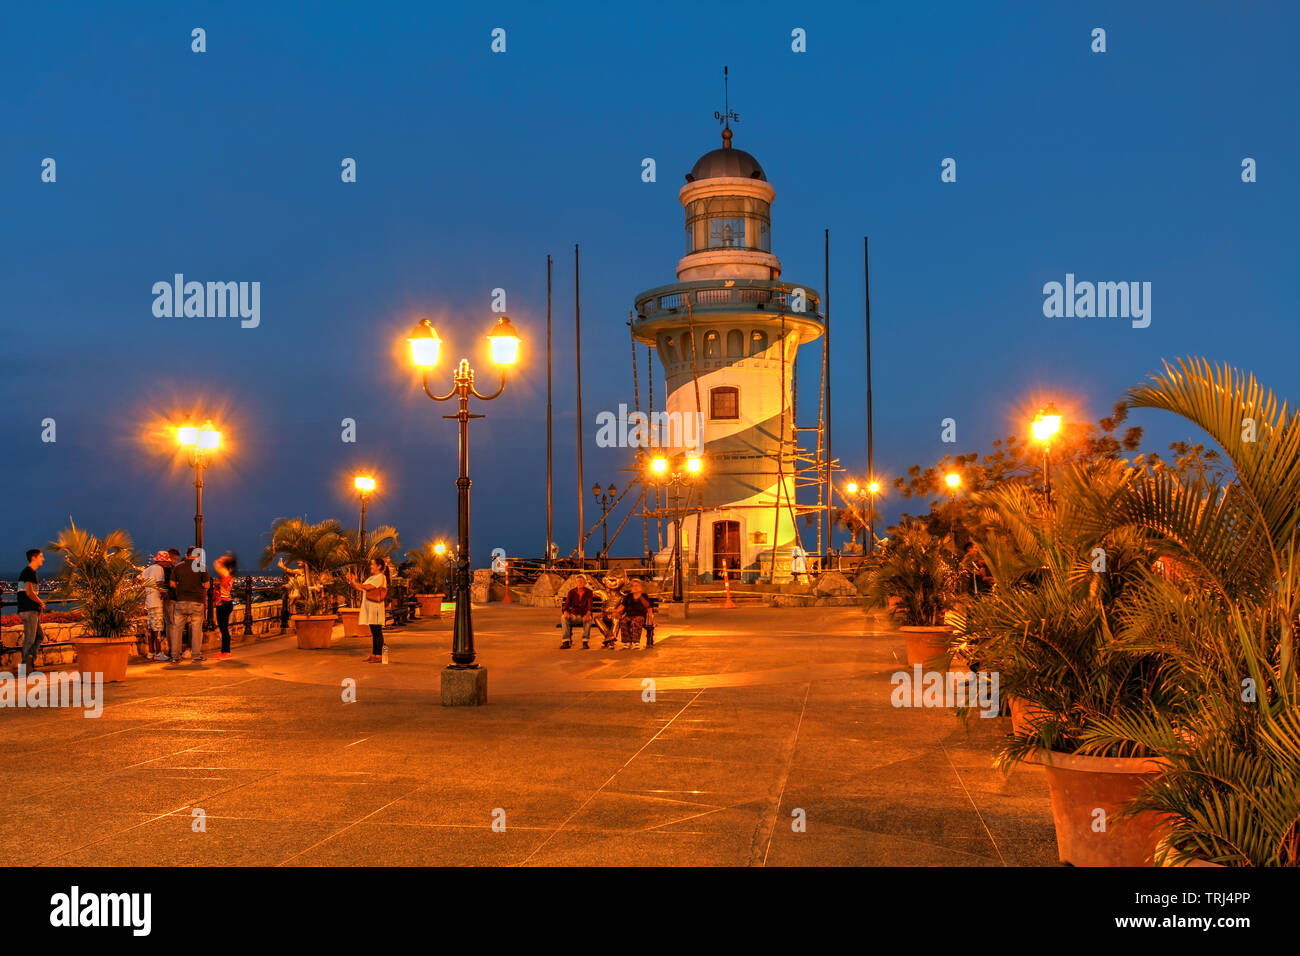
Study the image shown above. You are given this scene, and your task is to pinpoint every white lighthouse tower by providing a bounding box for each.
[632,112,824,581]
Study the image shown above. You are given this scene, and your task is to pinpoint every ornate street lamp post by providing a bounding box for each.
[866,480,880,555]
[407,315,520,704]
[844,478,880,566]
[592,482,617,569]
[177,421,220,628]
[353,475,375,560]
[648,454,703,603]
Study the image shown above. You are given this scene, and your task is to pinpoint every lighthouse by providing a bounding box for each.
[632,115,824,581]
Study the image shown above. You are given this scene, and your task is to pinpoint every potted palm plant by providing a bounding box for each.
[967,466,1179,866]
[334,525,401,637]
[260,517,346,650]
[405,541,447,618]
[862,522,961,666]
[50,521,145,682]
[1082,359,1300,866]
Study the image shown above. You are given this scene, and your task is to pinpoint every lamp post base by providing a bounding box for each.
[440,665,488,706]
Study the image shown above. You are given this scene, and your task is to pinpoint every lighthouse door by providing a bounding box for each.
[712,521,741,578]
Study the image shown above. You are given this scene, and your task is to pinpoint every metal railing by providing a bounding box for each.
[634,278,824,324]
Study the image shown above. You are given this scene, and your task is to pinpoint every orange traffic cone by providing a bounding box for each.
[722,560,736,609]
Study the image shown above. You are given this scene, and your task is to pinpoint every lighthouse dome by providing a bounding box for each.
[686,146,766,183]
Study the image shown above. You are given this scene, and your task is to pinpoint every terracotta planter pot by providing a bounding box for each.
[1009,696,1052,735]
[1037,749,1170,866]
[900,625,952,667]
[292,615,336,650]
[416,594,444,619]
[72,635,134,683]
[337,607,362,638]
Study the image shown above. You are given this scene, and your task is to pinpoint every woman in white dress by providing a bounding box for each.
[347,557,390,663]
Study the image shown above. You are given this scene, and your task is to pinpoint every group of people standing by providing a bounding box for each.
[558,573,656,650]
[139,547,239,664]
[11,545,240,670]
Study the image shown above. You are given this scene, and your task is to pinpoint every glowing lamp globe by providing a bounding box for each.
[488,316,521,367]
[408,319,442,369]
[1032,403,1063,443]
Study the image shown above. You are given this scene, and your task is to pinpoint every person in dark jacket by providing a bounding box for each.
[559,575,594,649]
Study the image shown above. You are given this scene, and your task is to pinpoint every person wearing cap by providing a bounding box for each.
[140,551,171,661]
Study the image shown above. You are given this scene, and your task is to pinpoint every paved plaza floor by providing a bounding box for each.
[1,605,1057,866]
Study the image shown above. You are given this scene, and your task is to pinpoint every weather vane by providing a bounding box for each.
[713,65,739,133]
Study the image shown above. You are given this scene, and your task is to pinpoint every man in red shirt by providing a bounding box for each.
[559,575,594,649]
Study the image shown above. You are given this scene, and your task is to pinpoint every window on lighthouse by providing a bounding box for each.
[749,330,768,356]
[726,329,744,358]
[710,217,746,249]
[710,386,740,421]
[684,198,771,253]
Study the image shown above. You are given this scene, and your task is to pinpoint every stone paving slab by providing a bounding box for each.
[0,605,1057,866]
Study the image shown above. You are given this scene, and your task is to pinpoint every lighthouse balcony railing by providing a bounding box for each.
[634,279,823,324]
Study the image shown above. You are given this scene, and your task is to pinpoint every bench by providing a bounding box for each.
[559,592,661,642]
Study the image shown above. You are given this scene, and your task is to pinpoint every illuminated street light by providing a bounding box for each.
[406,314,521,702]
[176,419,222,629]
[1032,402,1063,505]
[487,316,521,367]
[353,474,376,562]
[407,319,442,368]
[844,478,884,556]
[647,454,704,603]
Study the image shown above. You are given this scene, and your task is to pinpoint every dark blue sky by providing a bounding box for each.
[3,1,1296,570]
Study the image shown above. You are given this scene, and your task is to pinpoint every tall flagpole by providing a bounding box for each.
[574,243,585,565]
[865,235,874,554]
[546,254,554,566]
[823,228,832,555]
